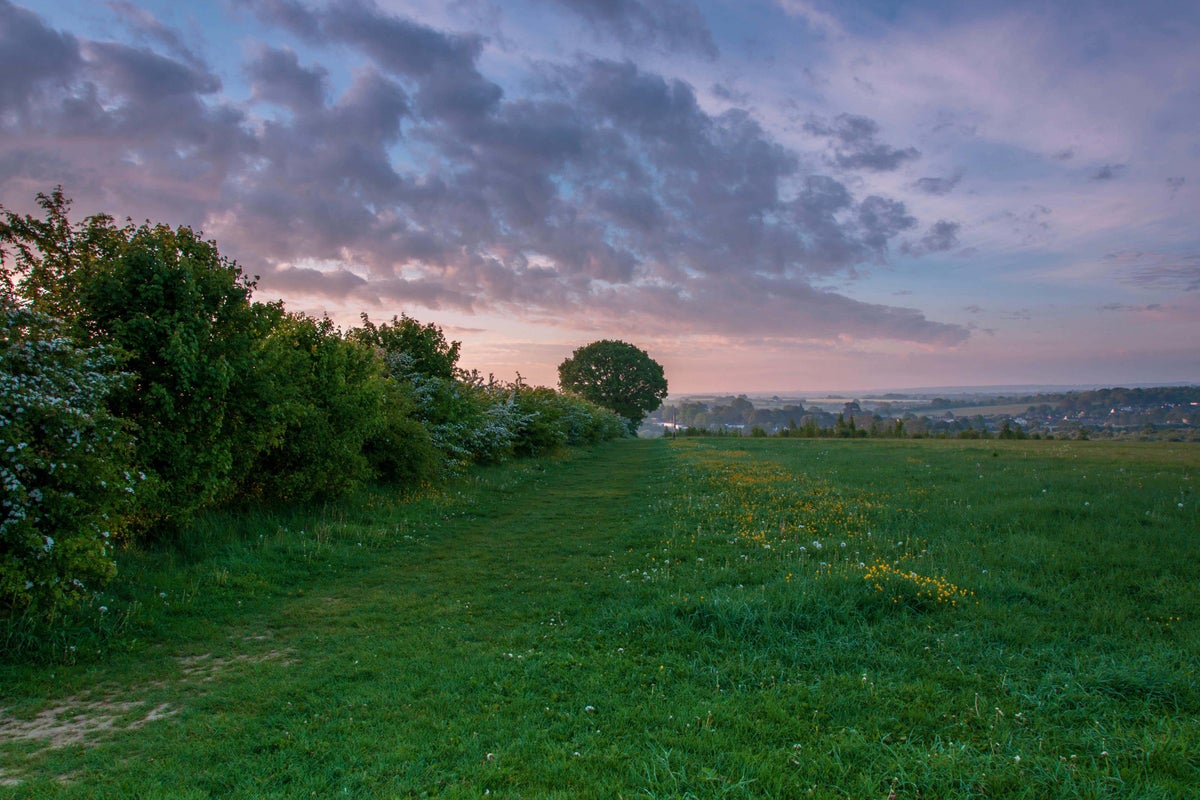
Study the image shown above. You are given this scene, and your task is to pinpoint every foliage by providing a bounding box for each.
[2,190,264,530]
[348,313,461,380]
[239,312,387,502]
[351,315,520,468]
[0,304,135,618]
[0,188,124,325]
[362,379,442,487]
[558,339,668,430]
[353,315,629,467]
[507,382,630,456]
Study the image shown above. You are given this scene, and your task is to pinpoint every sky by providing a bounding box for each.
[2,0,1198,394]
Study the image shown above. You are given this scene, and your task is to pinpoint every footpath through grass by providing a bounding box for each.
[1,438,1197,798]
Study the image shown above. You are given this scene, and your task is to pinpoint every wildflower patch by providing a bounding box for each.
[664,440,972,610]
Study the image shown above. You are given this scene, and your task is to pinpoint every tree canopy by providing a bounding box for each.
[558,340,668,430]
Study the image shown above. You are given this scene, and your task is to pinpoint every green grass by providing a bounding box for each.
[2,438,1197,798]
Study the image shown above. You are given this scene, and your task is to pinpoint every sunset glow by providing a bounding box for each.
[3,0,1197,392]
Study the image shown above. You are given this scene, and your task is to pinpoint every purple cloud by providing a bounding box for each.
[915,170,963,196]
[1109,251,1200,291]
[1091,163,1127,181]
[0,0,968,350]
[804,113,920,172]
[0,0,83,112]
[901,220,961,257]
[537,0,718,59]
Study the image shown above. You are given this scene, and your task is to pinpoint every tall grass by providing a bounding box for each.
[1,439,1196,797]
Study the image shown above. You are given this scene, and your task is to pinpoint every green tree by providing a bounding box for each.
[557,340,668,431]
[348,313,461,380]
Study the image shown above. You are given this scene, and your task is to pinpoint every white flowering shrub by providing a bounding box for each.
[0,305,135,617]
[406,369,531,468]
[507,384,629,455]
[380,347,629,469]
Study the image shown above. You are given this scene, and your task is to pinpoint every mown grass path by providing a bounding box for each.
[2,438,1197,798]
[3,441,682,798]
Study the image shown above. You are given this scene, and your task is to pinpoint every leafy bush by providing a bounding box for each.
[82,225,264,528]
[0,305,135,617]
[508,383,629,455]
[355,316,528,469]
[3,190,264,531]
[363,380,441,487]
[239,312,387,502]
[410,372,528,467]
[349,314,461,381]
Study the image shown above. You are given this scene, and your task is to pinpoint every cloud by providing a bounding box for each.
[1091,163,1127,181]
[775,0,845,38]
[803,113,920,172]
[106,0,204,68]
[1099,302,1163,313]
[538,0,718,59]
[84,40,221,100]
[915,169,963,196]
[0,0,84,113]
[993,205,1052,244]
[0,1,968,352]
[901,219,961,257]
[1109,251,1200,291]
[245,45,329,110]
[238,0,501,125]
[710,82,749,105]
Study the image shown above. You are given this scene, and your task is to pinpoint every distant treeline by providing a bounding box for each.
[664,415,1031,440]
[925,385,1199,413]
[2,190,627,620]
[655,385,1200,440]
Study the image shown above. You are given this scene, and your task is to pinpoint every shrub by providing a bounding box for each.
[239,312,386,502]
[3,190,264,531]
[83,226,264,529]
[349,314,460,381]
[363,380,441,487]
[0,305,135,618]
[509,384,569,457]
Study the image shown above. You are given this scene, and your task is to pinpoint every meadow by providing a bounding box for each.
[1,438,1197,798]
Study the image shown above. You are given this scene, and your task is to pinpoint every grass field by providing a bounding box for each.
[2,438,1197,798]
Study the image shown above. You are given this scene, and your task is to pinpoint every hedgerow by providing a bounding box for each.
[1,188,627,636]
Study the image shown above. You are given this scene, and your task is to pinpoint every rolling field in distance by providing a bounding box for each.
[2,438,1197,798]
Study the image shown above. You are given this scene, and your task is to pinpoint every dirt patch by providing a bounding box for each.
[0,644,294,786]
[177,647,294,681]
[0,698,176,750]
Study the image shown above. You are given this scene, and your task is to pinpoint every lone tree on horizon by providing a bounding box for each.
[558,339,668,432]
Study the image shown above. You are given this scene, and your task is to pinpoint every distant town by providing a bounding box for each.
[645,385,1200,441]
